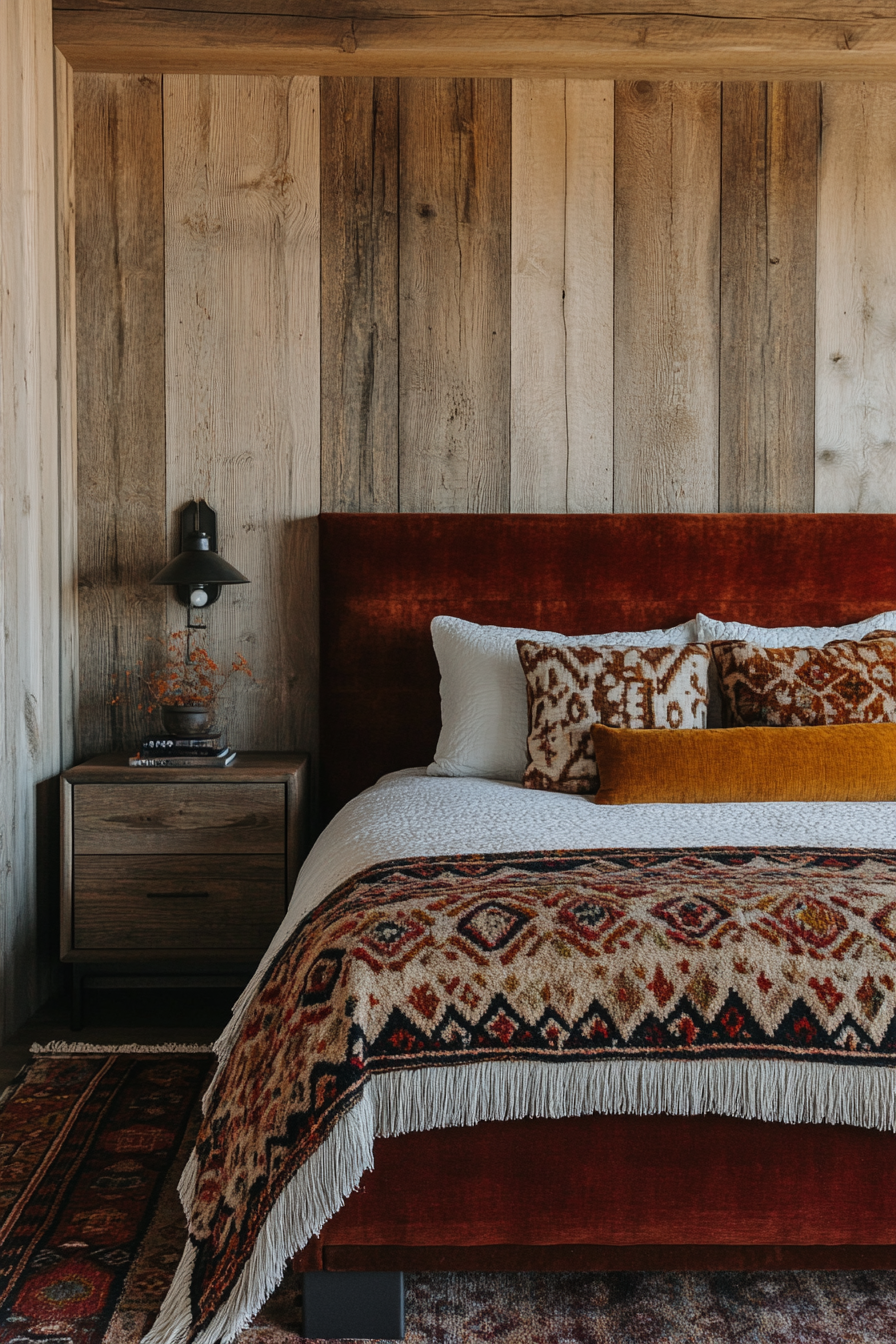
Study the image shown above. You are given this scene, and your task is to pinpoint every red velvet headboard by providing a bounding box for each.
[319,513,896,819]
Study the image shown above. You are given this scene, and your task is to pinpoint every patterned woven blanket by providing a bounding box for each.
[148,847,896,1344]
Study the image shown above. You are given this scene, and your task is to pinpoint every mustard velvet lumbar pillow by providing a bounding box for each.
[517,641,710,794]
[590,721,896,805]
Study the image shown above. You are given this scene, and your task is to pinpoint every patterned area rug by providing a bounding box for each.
[0,1050,212,1344]
[4,1049,896,1343]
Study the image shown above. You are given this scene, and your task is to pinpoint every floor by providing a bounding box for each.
[0,983,237,1090]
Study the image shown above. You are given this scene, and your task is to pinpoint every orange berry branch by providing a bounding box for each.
[110,631,254,717]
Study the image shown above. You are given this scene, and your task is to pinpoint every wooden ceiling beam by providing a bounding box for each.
[49,0,896,19]
[54,10,896,78]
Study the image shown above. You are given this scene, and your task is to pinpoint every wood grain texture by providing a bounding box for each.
[53,11,896,81]
[50,0,896,19]
[614,80,721,512]
[73,857,285,952]
[65,750,309,777]
[1,0,64,1038]
[816,83,896,512]
[75,74,167,760]
[510,79,614,512]
[61,752,308,959]
[320,76,398,512]
[720,82,818,512]
[399,78,511,512]
[510,79,568,512]
[563,80,615,512]
[73,780,285,853]
[56,52,79,768]
[164,74,320,750]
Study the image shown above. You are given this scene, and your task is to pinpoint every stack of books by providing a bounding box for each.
[129,730,236,768]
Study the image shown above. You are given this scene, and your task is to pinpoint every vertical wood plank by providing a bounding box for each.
[320,77,399,513]
[56,50,79,766]
[75,74,167,759]
[399,78,511,513]
[614,80,721,513]
[510,79,567,513]
[164,75,320,754]
[510,79,614,514]
[720,82,818,513]
[564,79,615,513]
[816,83,896,512]
[1,0,62,1035]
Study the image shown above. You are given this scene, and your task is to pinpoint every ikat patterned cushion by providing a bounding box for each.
[712,631,896,727]
[517,640,710,794]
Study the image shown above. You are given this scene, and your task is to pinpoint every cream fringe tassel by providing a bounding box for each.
[143,1055,896,1344]
[31,1041,214,1055]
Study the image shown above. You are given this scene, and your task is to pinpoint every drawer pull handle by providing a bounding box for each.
[146,891,210,899]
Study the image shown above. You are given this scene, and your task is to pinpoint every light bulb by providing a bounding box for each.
[190,587,209,608]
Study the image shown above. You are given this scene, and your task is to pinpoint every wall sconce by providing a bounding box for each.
[150,500,249,659]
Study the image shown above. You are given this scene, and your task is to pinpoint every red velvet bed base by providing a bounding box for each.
[292,1115,896,1271]
[310,512,896,1273]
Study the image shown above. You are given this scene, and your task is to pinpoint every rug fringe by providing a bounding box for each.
[31,1041,215,1056]
[141,1054,896,1344]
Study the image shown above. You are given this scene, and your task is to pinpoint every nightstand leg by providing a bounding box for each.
[71,965,84,1031]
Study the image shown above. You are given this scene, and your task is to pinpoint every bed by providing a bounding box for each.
[148,512,896,1344]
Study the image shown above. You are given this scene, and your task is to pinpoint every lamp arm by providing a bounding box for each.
[185,607,206,666]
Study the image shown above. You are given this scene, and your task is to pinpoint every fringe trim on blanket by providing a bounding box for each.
[142,1055,896,1344]
[31,1041,215,1056]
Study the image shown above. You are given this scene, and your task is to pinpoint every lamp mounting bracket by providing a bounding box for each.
[177,499,220,607]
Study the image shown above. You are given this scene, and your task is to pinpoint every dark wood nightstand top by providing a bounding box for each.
[64,751,309,784]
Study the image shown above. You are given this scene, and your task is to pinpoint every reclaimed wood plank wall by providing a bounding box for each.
[71,74,896,762]
[613,80,721,513]
[163,73,320,758]
[317,76,895,516]
[510,80,614,512]
[1,0,65,1040]
[816,84,896,513]
[73,71,320,759]
[75,74,168,760]
[719,82,818,512]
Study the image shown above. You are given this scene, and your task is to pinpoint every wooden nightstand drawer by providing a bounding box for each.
[73,782,285,855]
[61,753,309,1025]
[73,855,286,951]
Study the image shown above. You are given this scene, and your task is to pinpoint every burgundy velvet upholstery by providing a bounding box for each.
[302,1243,896,1273]
[319,512,896,817]
[292,1115,896,1271]
[308,512,896,1272]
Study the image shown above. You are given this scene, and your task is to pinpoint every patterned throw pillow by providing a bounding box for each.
[711,632,896,727]
[517,641,711,793]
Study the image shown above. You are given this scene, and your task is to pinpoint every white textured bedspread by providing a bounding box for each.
[278,769,896,966]
[208,770,896,1112]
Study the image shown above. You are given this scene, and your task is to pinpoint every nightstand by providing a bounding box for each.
[60,752,310,1027]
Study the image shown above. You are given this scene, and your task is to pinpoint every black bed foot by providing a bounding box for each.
[301,1270,405,1340]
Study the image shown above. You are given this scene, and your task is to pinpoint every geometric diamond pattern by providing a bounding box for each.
[182,845,896,1342]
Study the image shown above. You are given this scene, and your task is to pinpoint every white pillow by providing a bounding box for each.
[696,610,896,647]
[427,615,699,782]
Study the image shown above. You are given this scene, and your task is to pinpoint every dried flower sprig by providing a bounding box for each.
[109,631,254,716]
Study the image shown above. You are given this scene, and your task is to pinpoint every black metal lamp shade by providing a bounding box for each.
[150,532,250,589]
[151,501,250,609]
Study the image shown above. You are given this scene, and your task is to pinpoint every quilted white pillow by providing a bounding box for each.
[696,610,896,647]
[427,614,698,782]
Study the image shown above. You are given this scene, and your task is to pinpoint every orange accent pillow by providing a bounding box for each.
[590,721,896,805]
